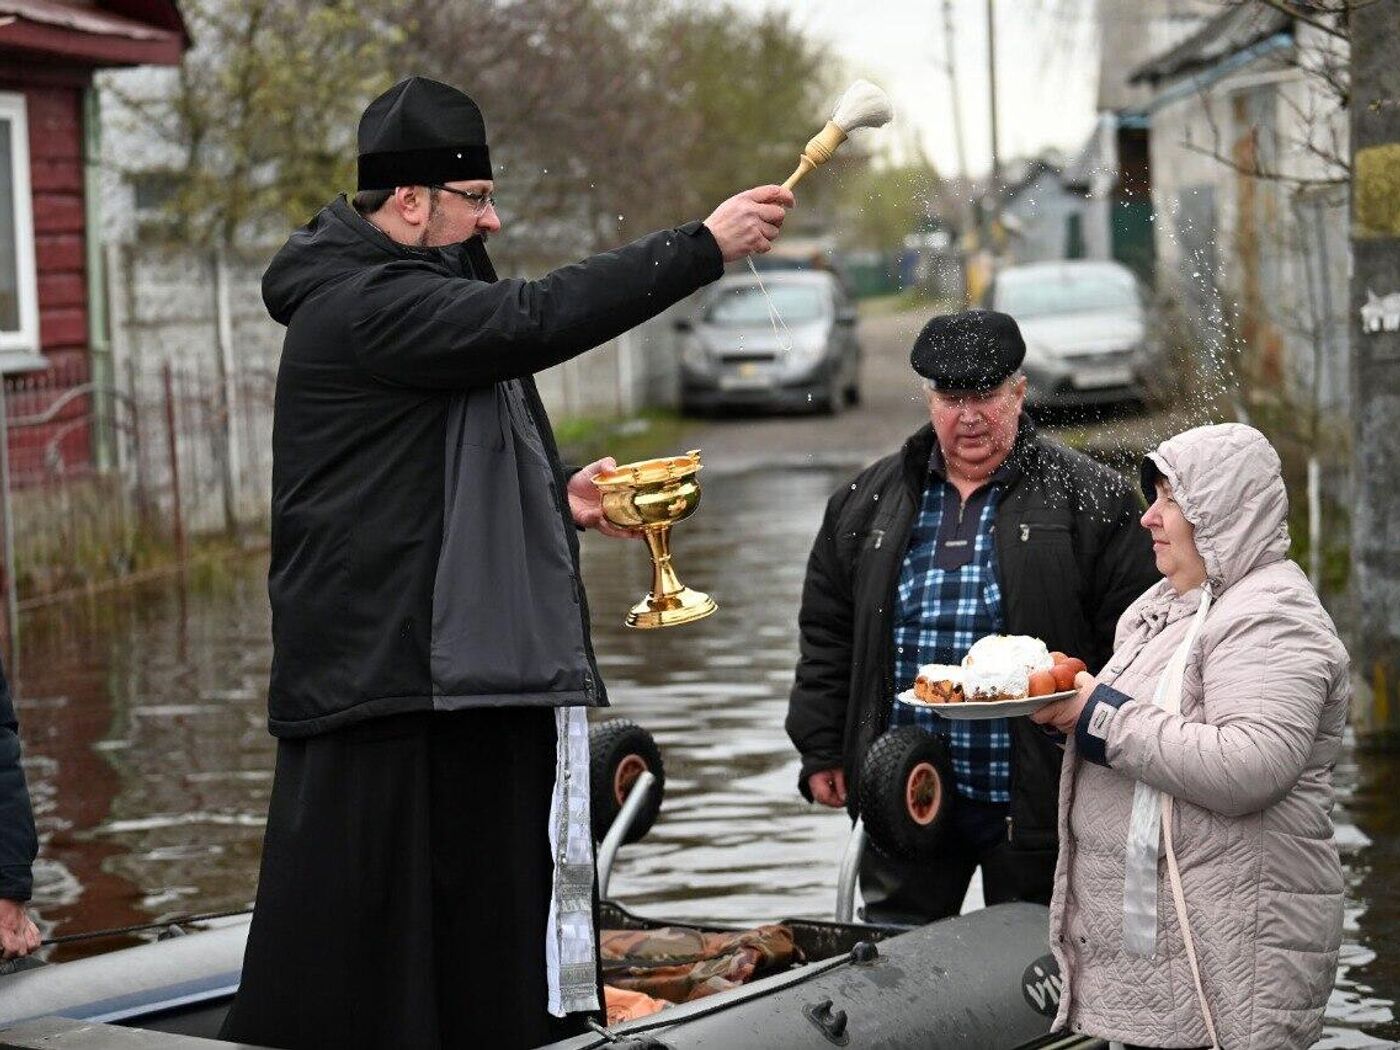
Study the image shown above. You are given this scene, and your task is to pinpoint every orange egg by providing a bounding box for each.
[1050,651,1069,664]
[1052,658,1088,691]
[1028,670,1058,697]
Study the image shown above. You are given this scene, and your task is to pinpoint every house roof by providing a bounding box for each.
[1128,4,1289,85]
[998,158,1063,208]
[0,0,188,67]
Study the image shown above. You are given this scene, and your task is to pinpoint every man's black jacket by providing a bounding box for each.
[785,419,1158,852]
[262,196,723,736]
[0,659,35,901]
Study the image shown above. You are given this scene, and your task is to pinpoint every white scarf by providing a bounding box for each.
[1121,583,1220,1049]
[544,705,599,1017]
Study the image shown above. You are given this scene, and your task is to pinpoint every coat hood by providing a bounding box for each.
[261,195,487,325]
[1142,423,1289,592]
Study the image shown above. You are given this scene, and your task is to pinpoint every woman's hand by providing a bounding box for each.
[1030,670,1101,735]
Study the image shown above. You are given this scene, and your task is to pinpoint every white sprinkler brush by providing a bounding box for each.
[782,79,894,190]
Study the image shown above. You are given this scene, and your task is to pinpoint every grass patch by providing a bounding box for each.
[552,409,691,467]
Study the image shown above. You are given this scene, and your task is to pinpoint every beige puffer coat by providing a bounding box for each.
[1048,424,1349,1049]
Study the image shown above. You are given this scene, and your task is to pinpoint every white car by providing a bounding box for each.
[989,260,1157,409]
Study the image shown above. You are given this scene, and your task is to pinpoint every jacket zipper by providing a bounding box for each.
[876,511,913,732]
[518,378,600,703]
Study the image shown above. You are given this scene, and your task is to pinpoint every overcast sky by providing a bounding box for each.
[750,0,1103,177]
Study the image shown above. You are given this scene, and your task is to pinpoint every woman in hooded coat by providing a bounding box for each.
[1030,423,1348,1049]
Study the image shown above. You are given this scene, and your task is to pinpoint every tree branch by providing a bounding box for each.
[1179,138,1348,186]
[1251,0,1349,40]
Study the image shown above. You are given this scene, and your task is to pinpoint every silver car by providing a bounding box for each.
[988,260,1156,408]
[677,270,861,414]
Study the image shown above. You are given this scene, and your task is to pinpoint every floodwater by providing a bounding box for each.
[14,467,1400,1046]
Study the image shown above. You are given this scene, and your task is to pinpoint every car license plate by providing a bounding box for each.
[719,363,772,391]
[1072,365,1133,390]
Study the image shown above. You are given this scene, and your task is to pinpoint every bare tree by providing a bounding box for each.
[107,0,835,266]
[1179,1,1350,188]
[104,0,404,252]
[393,0,836,270]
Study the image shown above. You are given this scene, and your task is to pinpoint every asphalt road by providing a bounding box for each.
[673,308,938,477]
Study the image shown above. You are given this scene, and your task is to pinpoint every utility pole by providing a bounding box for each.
[942,0,972,235]
[1349,0,1400,748]
[984,0,1002,279]
[986,0,1000,191]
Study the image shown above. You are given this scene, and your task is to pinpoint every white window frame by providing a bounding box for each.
[0,92,44,371]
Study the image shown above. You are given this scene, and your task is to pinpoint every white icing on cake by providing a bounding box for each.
[963,666,1029,699]
[916,663,964,684]
[963,635,1053,675]
[960,635,1053,699]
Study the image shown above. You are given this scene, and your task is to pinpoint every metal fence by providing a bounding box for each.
[0,343,276,637]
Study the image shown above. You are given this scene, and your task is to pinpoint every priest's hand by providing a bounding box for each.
[568,458,640,540]
[0,899,40,960]
[704,186,796,262]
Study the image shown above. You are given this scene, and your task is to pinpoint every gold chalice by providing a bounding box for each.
[592,449,716,629]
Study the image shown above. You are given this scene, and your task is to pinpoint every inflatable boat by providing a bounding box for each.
[0,721,1105,1050]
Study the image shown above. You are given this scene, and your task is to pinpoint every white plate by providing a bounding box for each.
[895,688,1077,720]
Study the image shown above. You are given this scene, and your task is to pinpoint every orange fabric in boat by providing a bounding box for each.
[600,924,800,1003]
[603,986,670,1023]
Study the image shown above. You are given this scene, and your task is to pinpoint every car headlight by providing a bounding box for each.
[681,338,712,372]
[783,339,825,369]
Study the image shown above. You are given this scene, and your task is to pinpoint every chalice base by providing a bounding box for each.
[625,587,717,629]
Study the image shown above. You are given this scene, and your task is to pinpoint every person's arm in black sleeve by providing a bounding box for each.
[786,492,856,802]
[0,662,36,905]
[1089,481,1159,670]
[351,223,723,389]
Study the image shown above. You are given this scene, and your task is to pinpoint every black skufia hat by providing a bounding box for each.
[357,76,492,191]
[910,310,1026,392]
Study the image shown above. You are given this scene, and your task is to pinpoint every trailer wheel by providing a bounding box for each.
[589,719,665,844]
[859,727,953,861]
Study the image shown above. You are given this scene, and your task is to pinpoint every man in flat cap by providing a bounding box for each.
[221,76,793,1050]
[786,310,1156,925]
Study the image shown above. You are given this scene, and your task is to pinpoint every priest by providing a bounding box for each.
[220,75,793,1050]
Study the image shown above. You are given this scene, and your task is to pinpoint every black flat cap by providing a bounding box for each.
[910,310,1026,392]
[358,76,492,191]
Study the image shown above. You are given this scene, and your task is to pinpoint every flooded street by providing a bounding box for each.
[7,310,1395,1046]
[12,461,1399,1046]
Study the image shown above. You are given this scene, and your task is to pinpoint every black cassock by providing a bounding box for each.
[220,707,600,1050]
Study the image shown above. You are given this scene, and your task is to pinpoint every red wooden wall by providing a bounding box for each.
[0,72,93,480]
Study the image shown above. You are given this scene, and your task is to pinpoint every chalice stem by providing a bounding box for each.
[644,525,684,602]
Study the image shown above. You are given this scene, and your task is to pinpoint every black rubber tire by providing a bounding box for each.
[858,726,954,862]
[817,373,844,416]
[589,719,665,844]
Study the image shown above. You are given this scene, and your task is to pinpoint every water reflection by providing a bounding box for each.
[10,467,1397,1044]
[21,568,275,958]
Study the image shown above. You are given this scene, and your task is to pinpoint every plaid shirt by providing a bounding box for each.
[889,471,1011,803]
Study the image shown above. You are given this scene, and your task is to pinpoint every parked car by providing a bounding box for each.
[988,259,1158,409]
[677,270,861,415]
